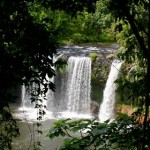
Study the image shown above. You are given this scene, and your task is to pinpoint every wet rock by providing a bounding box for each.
[90,101,100,117]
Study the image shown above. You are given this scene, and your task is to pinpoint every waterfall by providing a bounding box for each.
[21,84,35,108]
[21,55,61,112]
[45,75,55,112]
[99,59,123,122]
[20,56,92,119]
[66,56,91,114]
[21,84,49,109]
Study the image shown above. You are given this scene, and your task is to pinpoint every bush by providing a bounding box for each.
[47,114,150,150]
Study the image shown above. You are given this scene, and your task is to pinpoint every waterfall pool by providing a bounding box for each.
[11,105,93,150]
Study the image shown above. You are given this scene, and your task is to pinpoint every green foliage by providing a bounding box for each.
[93,0,114,38]
[0,1,100,149]
[104,1,149,147]
[58,8,115,44]
[110,0,149,120]
[90,52,98,61]
[115,61,146,106]
[46,0,97,16]
[55,57,68,74]
[90,52,110,102]
[29,3,72,42]
[48,114,150,150]
[0,108,20,150]
[0,0,58,149]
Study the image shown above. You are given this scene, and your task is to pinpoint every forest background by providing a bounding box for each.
[0,0,149,149]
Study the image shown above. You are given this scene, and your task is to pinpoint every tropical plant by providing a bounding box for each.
[48,113,150,150]
[108,0,149,134]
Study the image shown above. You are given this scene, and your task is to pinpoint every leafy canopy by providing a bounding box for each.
[0,0,98,149]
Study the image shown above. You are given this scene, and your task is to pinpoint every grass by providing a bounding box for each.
[58,33,116,46]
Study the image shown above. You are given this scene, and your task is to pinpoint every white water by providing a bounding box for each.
[66,56,91,114]
[20,55,65,114]
[20,56,92,120]
[21,84,36,108]
[99,59,123,122]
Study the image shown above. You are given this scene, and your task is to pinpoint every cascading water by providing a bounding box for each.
[13,45,122,150]
[21,84,37,108]
[65,56,91,114]
[99,59,123,122]
[20,55,92,119]
[21,55,61,112]
[20,45,121,120]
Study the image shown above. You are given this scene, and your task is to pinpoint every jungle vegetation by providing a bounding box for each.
[0,0,149,149]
